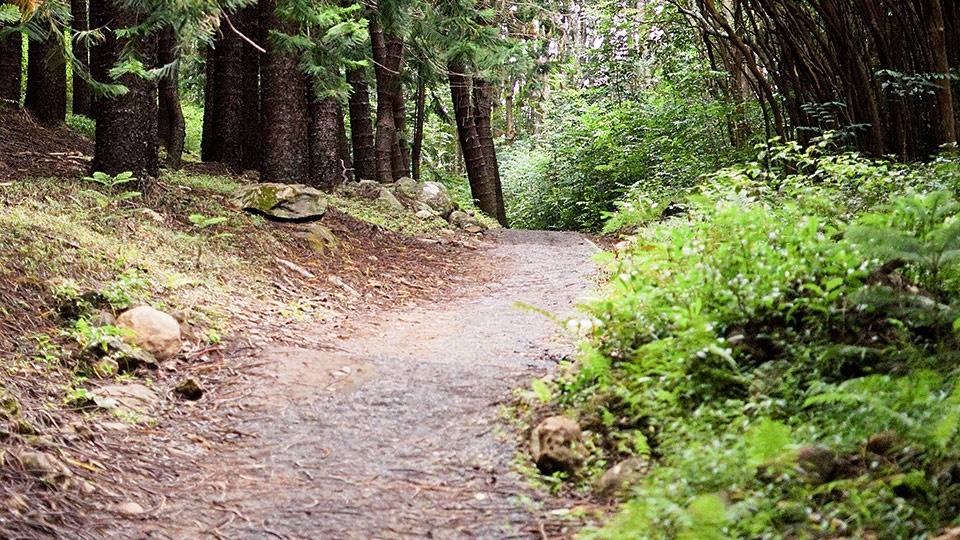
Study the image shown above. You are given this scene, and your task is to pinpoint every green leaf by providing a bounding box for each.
[531,379,553,403]
[745,418,792,466]
[678,494,729,540]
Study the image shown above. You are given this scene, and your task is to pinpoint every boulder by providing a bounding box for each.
[235,183,328,222]
[448,210,487,233]
[116,306,181,360]
[377,188,405,211]
[415,181,456,218]
[530,416,585,475]
[356,179,383,199]
[394,177,419,200]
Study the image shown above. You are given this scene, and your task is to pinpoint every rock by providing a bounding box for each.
[116,501,146,515]
[415,181,456,218]
[377,188,405,211]
[97,383,160,414]
[797,446,838,482]
[17,451,72,482]
[865,431,900,456]
[174,377,205,400]
[448,210,487,233]
[82,336,156,372]
[235,183,328,222]
[356,179,383,199]
[415,209,436,219]
[594,458,646,498]
[0,388,20,420]
[89,309,116,327]
[394,177,419,199]
[116,306,181,360]
[530,416,585,476]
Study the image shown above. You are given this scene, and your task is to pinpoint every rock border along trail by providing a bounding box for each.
[102,229,598,539]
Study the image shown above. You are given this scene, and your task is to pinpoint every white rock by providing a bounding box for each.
[116,306,182,360]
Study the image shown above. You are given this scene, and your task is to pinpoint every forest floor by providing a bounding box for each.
[0,110,608,538]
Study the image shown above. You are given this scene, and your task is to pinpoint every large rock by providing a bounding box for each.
[530,416,585,475]
[415,181,456,218]
[235,183,328,222]
[116,306,181,360]
[377,188,405,211]
[393,177,419,200]
[448,210,487,233]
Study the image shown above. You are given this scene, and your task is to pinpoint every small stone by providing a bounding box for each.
[448,210,487,232]
[116,501,145,515]
[174,377,205,400]
[377,188,405,211]
[594,458,646,498]
[92,358,119,379]
[116,306,182,360]
[17,451,71,480]
[97,383,160,414]
[530,416,585,476]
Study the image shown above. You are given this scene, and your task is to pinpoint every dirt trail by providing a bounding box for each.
[102,229,598,539]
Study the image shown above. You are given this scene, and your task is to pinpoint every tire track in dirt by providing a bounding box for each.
[104,229,598,539]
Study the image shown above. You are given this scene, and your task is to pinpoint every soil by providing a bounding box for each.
[0,109,605,538]
[80,229,599,540]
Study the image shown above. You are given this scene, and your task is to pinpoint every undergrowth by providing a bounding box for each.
[539,140,960,538]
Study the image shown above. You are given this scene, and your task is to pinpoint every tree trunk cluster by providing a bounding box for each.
[684,0,960,159]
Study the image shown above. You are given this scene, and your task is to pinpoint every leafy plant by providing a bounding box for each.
[188,213,231,269]
[80,171,141,210]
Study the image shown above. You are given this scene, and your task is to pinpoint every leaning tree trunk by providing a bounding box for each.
[90,0,158,181]
[308,93,345,190]
[259,0,309,184]
[25,28,66,126]
[157,25,185,169]
[70,0,91,116]
[0,13,21,108]
[448,60,502,223]
[473,79,507,226]
[346,66,376,181]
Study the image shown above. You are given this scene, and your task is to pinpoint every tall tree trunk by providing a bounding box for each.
[71,0,91,116]
[370,17,396,183]
[448,60,501,223]
[387,36,410,179]
[473,79,507,226]
[157,26,184,170]
[203,19,243,172]
[259,0,309,184]
[346,67,376,180]
[926,0,957,147]
[200,48,216,161]
[0,16,21,108]
[90,0,158,181]
[240,6,261,171]
[25,29,66,126]
[411,66,426,181]
[308,93,345,190]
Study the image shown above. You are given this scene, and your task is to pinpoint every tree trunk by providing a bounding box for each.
[240,6,261,171]
[370,17,396,183]
[387,36,410,179]
[0,14,21,108]
[200,48,216,161]
[411,66,426,181]
[926,0,957,147]
[90,0,158,181]
[448,60,501,223]
[346,67,376,181]
[259,0,309,184]
[203,18,244,172]
[25,29,66,126]
[157,25,184,170]
[70,0,91,116]
[473,79,507,226]
[308,93,345,190]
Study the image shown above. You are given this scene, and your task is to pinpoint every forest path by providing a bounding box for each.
[102,229,599,539]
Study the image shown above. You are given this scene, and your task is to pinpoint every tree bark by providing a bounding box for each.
[259,0,309,184]
[157,25,184,170]
[240,6,261,171]
[448,60,502,223]
[25,29,66,126]
[473,79,507,226]
[0,14,21,108]
[387,36,410,179]
[411,66,426,181]
[200,47,216,161]
[203,18,244,172]
[346,66,376,180]
[370,17,396,183]
[90,0,158,181]
[308,93,345,190]
[70,0,91,116]
[926,0,957,147]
